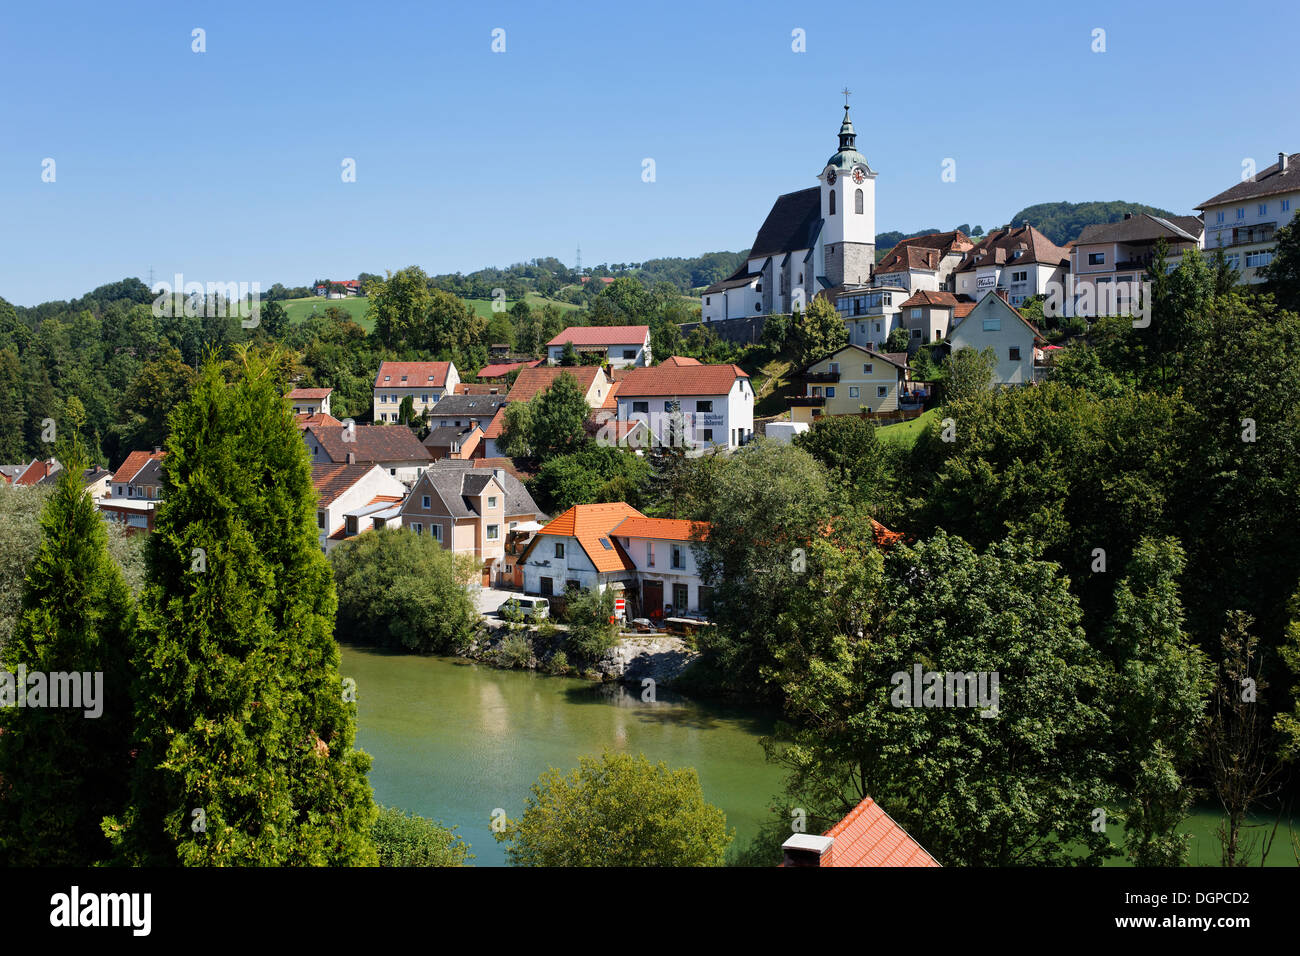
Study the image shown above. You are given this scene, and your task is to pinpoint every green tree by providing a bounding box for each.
[941,346,996,404]
[530,373,591,459]
[331,526,480,654]
[1262,219,1300,314]
[792,298,848,366]
[884,327,910,353]
[563,585,619,662]
[498,400,535,458]
[0,441,136,865]
[372,806,472,866]
[107,348,378,866]
[111,348,198,464]
[256,299,289,339]
[558,341,579,366]
[528,444,651,513]
[495,751,732,866]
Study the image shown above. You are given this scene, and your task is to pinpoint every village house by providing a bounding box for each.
[834,286,906,350]
[952,224,1070,307]
[1197,151,1299,285]
[941,291,1046,386]
[897,289,975,352]
[422,424,483,461]
[302,423,431,483]
[789,344,908,423]
[311,462,406,553]
[1069,213,1204,316]
[99,449,166,533]
[399,459,545,587]
[869,230,975,293]
[480,365,616,457]
[615,360,754,451]
[454,382,506,396]
[372,361,461,423]
[781,796,939,867]
[546,325,651,367]
[476,359,540,380]
[287,387,333,417]
[518,503,713,619]
[425,394,508,432]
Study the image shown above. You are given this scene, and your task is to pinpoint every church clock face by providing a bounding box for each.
[826,168,837,185]
[852,167,866,184]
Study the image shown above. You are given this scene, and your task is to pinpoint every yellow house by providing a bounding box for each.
[789,344,907,424]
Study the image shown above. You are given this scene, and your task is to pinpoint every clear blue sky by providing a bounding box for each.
[2,0,1296,305]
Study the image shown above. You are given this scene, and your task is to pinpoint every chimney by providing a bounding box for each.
[153,445,161,454]
[781,833,834,867]
[493,468,506,485]
[995,289,1009,302]
[1123,213,1132,220]
[1281,152,1289,172]
[1022,220,1030,230]
[346,452,356,465]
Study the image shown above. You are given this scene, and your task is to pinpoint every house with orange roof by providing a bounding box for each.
[99,448,167,533]
[287,386,333,417]
[477,359,541,380]
[506,365,612,407]
[311,462,407,553]
[781,796,939,867]
[615,360,753,452]
[519,504,713,618]
[546,325,651,368]
[372,361,461,423]
[897,289,975,353]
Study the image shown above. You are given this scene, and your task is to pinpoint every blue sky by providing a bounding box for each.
[1,0,1296,305]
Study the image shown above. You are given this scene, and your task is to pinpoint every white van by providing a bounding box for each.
[499,596,549,620]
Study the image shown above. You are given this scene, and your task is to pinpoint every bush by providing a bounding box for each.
[548,650,569,675]
[372,806,473,866]
[332,527,480,653]
[497,633,534,669]
[564,587,619,662]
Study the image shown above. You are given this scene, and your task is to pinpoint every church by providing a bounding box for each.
[701,99,876,322]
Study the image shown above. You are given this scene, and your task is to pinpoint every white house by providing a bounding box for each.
[835,287,905,350]
[311,462,407,553]
[1197,151,1299,285]
[952,224,1069,307]
[615,360,753,451]
[944,291,1045,386]
[1069,213,1204,316]
[287,387,333,417]
[373,361,461,423]
[702,99,876,321]
[546,325,651,367]
[869,230,975,294]
[519,503,713,618]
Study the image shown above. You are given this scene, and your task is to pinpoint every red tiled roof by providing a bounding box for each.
[954,224,1069,273]
[111,450,165,484]
[899,290,958,309]
[954,302,976,319]
[455,383,506,395]
[616,361,747,397]
[546,325,649,347]
[311,463,382,507]
[295,412,343,430]
[610,516,709,542]
[287,387,333,399]
[507,366,606,404]
[374,361,455,389]
[16,459,53,486]
[477,360,541,379]
[659,356,701,367]
[531,503,642,573]
[304,424,431,464]
[483,405,509,440]
[600,381,621,410]
[821,797,939,867]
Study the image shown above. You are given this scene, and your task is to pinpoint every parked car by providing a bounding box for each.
[499,596,549,620]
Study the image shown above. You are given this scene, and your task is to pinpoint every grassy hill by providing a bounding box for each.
[281,295,373,328]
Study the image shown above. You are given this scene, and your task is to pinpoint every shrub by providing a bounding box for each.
[549,650,569,675]
[564,587,619,662]
[497,633,534,669]
[372,806,473,866]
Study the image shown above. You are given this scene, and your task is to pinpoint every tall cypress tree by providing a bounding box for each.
[108,347,376,865]
[0,440,135,865]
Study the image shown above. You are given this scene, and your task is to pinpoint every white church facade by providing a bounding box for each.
[702,101,876,322]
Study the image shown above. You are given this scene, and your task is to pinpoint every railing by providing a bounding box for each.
[788,396,827,407]
[800,371,841,382]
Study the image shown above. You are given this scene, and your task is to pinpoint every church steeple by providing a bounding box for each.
[826,89,870,171]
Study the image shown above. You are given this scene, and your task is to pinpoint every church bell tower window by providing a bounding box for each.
[829,189,836,216]
[855,188,863,214]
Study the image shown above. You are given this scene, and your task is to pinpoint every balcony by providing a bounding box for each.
[800,371,841,383]
[788,396,827,407]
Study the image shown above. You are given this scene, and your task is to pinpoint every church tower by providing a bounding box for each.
[819,94,876,287]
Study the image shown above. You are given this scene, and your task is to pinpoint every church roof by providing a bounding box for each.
[750,187,823,259]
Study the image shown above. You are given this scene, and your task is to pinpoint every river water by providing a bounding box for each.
[340,645,787,866]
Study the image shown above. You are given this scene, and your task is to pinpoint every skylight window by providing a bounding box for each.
[599,538,613,550]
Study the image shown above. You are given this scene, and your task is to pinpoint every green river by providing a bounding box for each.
[342,644,1297,867]
[340,645,787,866]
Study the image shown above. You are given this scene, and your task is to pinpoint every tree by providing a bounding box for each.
[528,444,651,513]
[530,373,591,459]
[563,586,619,662]
[106,348,377,865]
[884,327,910,353]
[793,414,895,514]
[256,299,289,339]
[558,341,579,366]
[368,266,432,348]
[791,297,848,366]
[1103,537,1213,866]
[372,806,472,866]
[941,346,996,404]
[495,751,732,866]
[0,441,136,865]
[1263,219,1300,314]
[773,531,1118,866]
[498,400,535,458]
[111,348,198,464]
[331,527,479,654]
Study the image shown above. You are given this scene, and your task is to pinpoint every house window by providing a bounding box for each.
[706,297,711,304]
[647,541,655,566]
[1216,211,1226,223]
[1246,251,1274,268]
[826,386,836,398]
[1259,204,1267,215]
[1237,207,1246,219]
[390,469,397,476]
[412,522,423,535]
[421,495,430,509]
[566,579,580,592]
[317,511,325,529]
[672,583,688,610]
[876,386,887,398]
[623,349,637,359]
[487,496,498,508]
[910,308,922,319]
[672,545,685,570]
[863,363,872,373]
[555,541,565,558]
[632,401,649,413]
[982,318,1001,331]
[855,188,863,214]
[664,400,679,412]
[703,429,713,442]
[1012,271,1027,282]
[1009,347,1022,361]
[487,524,499,541]
[1088,252,1105,265]
[540,577,553,597]
[1284,199,1292,213]
[699,585,714,614]
[849,386,860,398]
[828,189,836,215]
[812,386,822,397]
[828,362,839,374]
[911,329,922,339]
[697,400,713,412]
[421,394,429,403]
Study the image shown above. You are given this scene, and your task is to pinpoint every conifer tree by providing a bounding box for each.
[0,439,135,865]
[107,347,376,865]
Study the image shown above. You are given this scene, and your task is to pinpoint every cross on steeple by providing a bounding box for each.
[841,87,852,109]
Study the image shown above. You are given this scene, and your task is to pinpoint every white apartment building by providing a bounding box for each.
[372,361,461,422]
[1198,151,1299,285]
[615,360,753,451]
